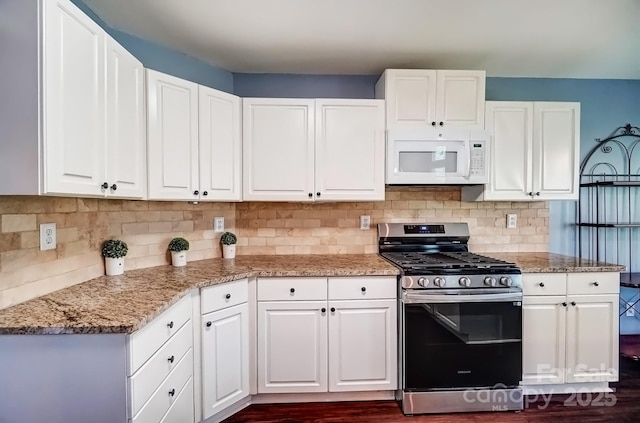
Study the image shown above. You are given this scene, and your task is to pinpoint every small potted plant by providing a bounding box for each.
[102,239,128,276]
[168,237,189,267]
[220,231,237,259]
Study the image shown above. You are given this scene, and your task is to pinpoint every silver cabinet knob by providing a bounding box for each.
[459,277,471,287]
[417,277,428,287]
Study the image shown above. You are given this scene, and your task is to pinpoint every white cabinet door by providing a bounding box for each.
[435,70,486,130]
[467,101,580,202]
[377,69,437,128]
[328,299,397,392]
[484,101,533,201]
[522,296,566,385]
[315,100,385,201]
[533,102,580,200]
[201,303,249,420]
[243,99,315,201]
[147,70,199,201]
[199,86,242,201]
[105,35,145,199]
[257,301,327,393]
[376,69,485,129]
[566,294,619,383]
[43,0,105,196]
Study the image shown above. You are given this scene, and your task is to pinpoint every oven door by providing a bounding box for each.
[401,289,522,391]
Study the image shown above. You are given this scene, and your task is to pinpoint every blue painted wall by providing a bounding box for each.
[71,0,233,92]
[234,73,378,98]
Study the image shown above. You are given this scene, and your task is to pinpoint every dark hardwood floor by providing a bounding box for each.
[225,357,640,423]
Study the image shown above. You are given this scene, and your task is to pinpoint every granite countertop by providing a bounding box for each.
[486,252,626,273]
[0,254,399,335]
[0,252,624,335]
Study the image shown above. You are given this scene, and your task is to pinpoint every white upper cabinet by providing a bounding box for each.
[462,101,580,201]
[0,0,146,198]
[243,99,315,201]
[243,98,385,202]
[43,0,105,196]
[105,35,146,199]
[147,70,200,201]
[315,100,385,201]
[375,69,485,130]
[532,103,581,200]
[147,70,241,201]
[199,86,242,201]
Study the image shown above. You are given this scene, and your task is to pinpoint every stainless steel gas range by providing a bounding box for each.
[378,223,523,415]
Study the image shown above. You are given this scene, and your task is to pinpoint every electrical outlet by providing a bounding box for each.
[40,223,56,251]
[214,217,225,233]
[360,215,371,230]
[506,214,517,229]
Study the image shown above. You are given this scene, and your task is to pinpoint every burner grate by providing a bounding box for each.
[381,251,515,269]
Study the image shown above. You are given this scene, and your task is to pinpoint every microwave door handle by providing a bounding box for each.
[464,141,471,179]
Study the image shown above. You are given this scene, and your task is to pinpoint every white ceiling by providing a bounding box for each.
[81,0,640,79]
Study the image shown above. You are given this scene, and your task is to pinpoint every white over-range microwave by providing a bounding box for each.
[386,128,489,185]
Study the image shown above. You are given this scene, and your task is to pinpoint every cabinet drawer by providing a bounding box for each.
[567,272,619,295]
[129,295,192,374]
[328,276,397,300]
[132,349,193,423]
[201,278,248,314]
[257,277,327,301]
[129,320,193,416]
[522,273,567,296]
[160,377,194,423]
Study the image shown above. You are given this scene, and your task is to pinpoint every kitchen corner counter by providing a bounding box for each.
[0,254,398,335]
[486,252,626,273]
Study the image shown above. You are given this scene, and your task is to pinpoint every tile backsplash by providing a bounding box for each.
[0,197,235,309]
[0,188,548,309]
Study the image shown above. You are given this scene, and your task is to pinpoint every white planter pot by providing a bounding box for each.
[171,250,188,267]
[222,244,236,259]
[105,257,124,276]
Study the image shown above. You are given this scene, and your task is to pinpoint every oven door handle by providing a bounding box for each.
[403,292,522,303]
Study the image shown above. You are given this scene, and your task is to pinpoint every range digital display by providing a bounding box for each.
[404,224,445,234]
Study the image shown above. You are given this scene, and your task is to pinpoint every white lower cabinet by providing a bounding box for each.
[328,299,397,391]
[201,279,250,420]
[522,273,619,389]
[258,300,328,393]
[256,277,397,394]
[128,295,194,423]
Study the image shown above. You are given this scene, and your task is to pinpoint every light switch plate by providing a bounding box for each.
[40,223,56,251]
[214,217,225,233]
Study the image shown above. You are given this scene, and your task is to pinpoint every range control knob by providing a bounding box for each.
[417,277,429,287]
[484,277,497,287]
[433,277,445,287]
[459,277,471,287]
[500,277,513,287]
